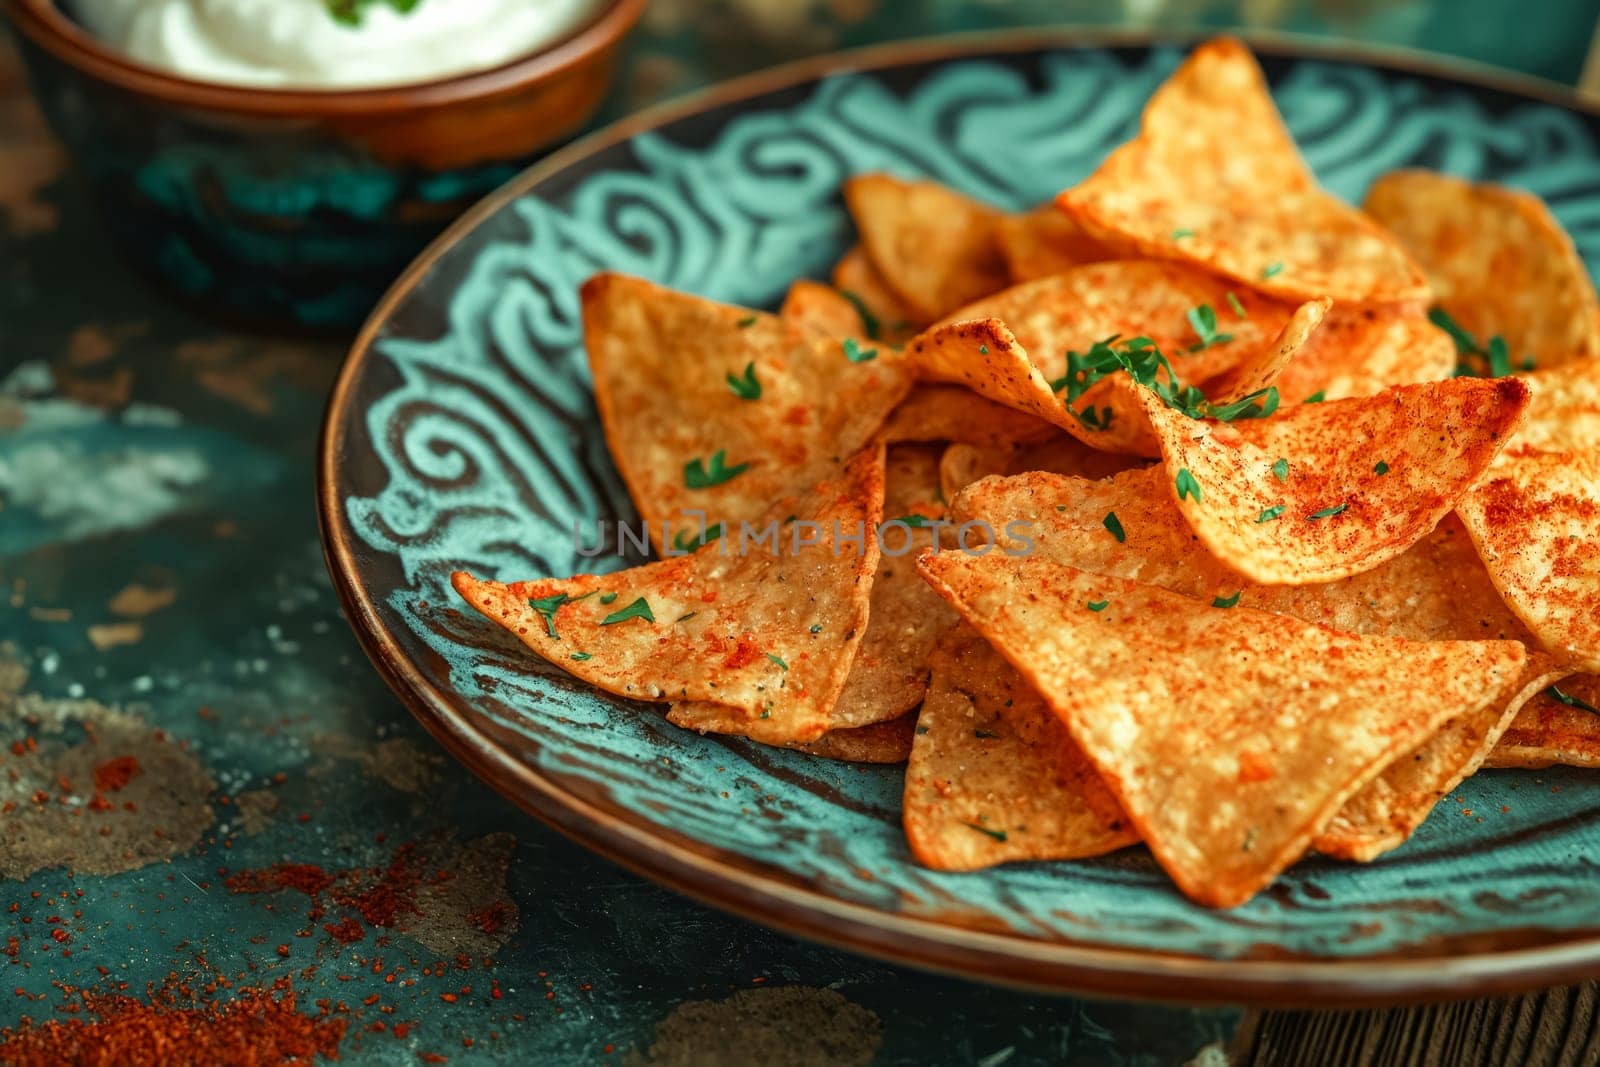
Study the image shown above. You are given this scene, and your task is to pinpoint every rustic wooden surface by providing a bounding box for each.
[1234,982,1599,1066]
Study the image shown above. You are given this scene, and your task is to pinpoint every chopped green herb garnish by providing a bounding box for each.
[1483,335,1512,378]
[767,653,788,672]
[1086,599,1110,613]
[736,315,758,328]
[1547,686,1600,714]
[675,612,697,623]
[1303,389,1326,404]
[890,514,932,528]
[673,522,725,552]
[1271,458,1289,482]
[684,450,749,488]
[1186,303,1235,351]
[1175,468,1202,502]
[570,652,592,661]
[527,593,568,638]
[1374,461,1390,476]
[974,729,999,739]
[726,362,761,400]
[843,338,878,363]
[915,725,930,735]
[324,0,421,27]
[1226,291,1247,319]
[1171,228,1194,240]
[1308,503,1349,521]
[838,290,881,340]
[978,344,989,354]
[809,624,822,634]
[1204,386,1280,422]
[1261,261,1284,279]
[1103,511,1125,543]
[1431,307,1524,377]
[1255,505,1285,523]
[527,591,592,639]
[600,597,655,625]
[1212,591,1242,608]
[1430,306,1479,356]
[1055,333,1273,423]
[599,592,618,605]
[1070,404,1118,431]
[965,822,1008,842]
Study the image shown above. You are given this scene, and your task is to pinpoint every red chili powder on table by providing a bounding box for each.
[91,757,141,794]
[0,977,346,1066]
[222,845,423,932]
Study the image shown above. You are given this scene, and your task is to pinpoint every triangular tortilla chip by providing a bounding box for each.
[939,261,1324,401]
[884,385,1056,448]
[454,442,885,745]
[950,468,1533,642]
[904,318,1102,442]
[938,439,1146,501]
[792,714,917,764]
[994,205,1112,283]
[1456,449,1600,671]
[1270,304,1455,404]
[830,445,959,729]
[1517,360,1600,454]
[903,625,1137,870]
[952,467,1550,861]
[1132,377,1531,584]
[1486,676,1600,769]
[1453,362,1600,669]
[1058,38,1429,304]
[1364,170,1600,369]
[845,174,1009,322]
[781,280,867,338]
[917,551,1527,907]
[908,292,1328,458]
[1197,296,1330,401]
[583,273,909,551]
[1317,655,1569,860]
[831,245,921,342]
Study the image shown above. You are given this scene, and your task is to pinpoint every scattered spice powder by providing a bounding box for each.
[322,917,365,944]
[0,977,346,1066]
[91,756,142,795]
[338,845,424,929]
[224,863,337,922]
[466,901,514,938]
[220,835,517,970]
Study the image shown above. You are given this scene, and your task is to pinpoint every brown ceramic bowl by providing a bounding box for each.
[1,0,647,325]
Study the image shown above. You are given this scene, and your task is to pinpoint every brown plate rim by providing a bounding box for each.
[317,26,1600,1007]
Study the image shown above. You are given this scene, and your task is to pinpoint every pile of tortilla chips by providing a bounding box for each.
[455,37,1600,908]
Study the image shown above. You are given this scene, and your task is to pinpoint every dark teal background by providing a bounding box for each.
[616,0,1600,107]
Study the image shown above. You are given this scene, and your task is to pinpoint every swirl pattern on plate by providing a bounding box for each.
[340,46,1600,961]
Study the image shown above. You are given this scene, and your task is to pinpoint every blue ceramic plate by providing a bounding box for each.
[319,31,1600,1005]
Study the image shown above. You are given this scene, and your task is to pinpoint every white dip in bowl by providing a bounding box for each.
[67,0,605,89]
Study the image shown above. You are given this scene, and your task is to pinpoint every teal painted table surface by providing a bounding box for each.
[3,5,1599,1064]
